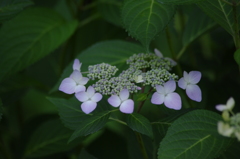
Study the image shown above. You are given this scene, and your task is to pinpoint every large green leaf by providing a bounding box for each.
[158,110,232,159]
[0,8,78,82]
[197,0,240,36]
[97,0,122,26]
[0,0,33,22]
[69,111,111,142]
[122,0,176,51]
[47,97,89,130]
[24,119,82,158]
[126,113,153,138]
[157,0,206,5]
[152,109,195,145]
[182,7,216,46]
[50,40,144,93]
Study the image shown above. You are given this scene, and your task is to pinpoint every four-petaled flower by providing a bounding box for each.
[178,71,202,102]
[75,86,102,114]
[59,59,89,94]
[151,80,181,110]
[108,89,134,114]
[216,97,235,112]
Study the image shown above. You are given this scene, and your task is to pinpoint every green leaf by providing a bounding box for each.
[0,8,78,82]
[24,119,83,158]
[50,40,144,93]
[158,110,233,159]
[97,0,122,26]
[234,49,240,66]
[197,0,240,36]
[126,113,153,138]
[69,111,111,143]
[122,0,176,51]
[136,93,148,102]
[157,0,206,5]
[182,7,216,46]
[152,109,195,144]
[47,97,89,130]
[0,0,33,22]
[79,149,97,159]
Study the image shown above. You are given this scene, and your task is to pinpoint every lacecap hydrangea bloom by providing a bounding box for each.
[59,50,203,114]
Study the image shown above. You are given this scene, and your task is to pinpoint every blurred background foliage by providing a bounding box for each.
[0,0,240,159]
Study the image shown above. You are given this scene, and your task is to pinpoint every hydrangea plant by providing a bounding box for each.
[1,0,240,158]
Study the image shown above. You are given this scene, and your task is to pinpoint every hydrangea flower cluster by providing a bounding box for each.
[216,97,240,141]
[59,49,202,114]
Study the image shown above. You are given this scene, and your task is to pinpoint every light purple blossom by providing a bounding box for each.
[73,59,82,71]
[75,86,102,114]
[108,89,134,114]
[178,71,202,102]
[154,48,177,66]
[151,80,181,110]
[59,70,89,94]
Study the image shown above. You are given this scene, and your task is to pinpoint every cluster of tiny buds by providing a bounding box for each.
[126,53,173,70]
[87,63,118,80]
[92,77,141,95]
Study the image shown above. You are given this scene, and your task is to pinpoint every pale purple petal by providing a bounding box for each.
[78,77,89,85]
[163,80,176,94]
[74,85,86,93]
[81,101,97,114]
[165,57,177,66]
[91,93,102,102]
[178,77,187,89]
[75,91,88,102]
[59,78,76,94]
[188,71,201,84]
[73,59,81,71]
[108,95,121,107]
[226,97,235,110]
[215,104,228,111]
[164,92,181,110]
[151,92,164,105]
[86,86,95,98]
[186,84,202,102]
[183,71,189,81]
[70,70,82,82]
[156,85,165,94]
[119,89,129,101]
[154,48,163,58]
[120,99,134,114]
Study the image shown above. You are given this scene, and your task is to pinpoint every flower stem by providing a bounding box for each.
[78,13,101,28]
[135,132,149,159]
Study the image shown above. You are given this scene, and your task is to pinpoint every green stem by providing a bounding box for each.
[221,0,233,5]
[232,0,240,49]
[109,117,127,126]
[135,132,149,159]
[137,87,153,113]
[176,45,188,60]
[81,1,97,11]
[78,13,101,28]
[165,27,177,60]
